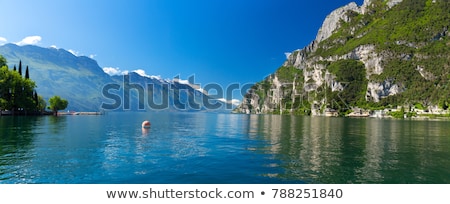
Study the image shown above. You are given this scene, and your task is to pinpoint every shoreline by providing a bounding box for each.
[0,111,103,116]
[58,112,103,116]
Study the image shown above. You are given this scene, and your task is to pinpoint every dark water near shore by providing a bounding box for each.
[0,113,449,184]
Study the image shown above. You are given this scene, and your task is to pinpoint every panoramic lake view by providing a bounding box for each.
[1,113,449,184]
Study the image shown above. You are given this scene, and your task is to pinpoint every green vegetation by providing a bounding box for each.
[418,113,450,118]
[414,103,426,110]
[37,95,47,112]
[316,0,450,56]
[275,66,310,115]
[321,0,449,106]
[388,106,417,118]
[0,55,65,116]
[315,0,450,111]
[240,65,312,115]
[0,44,108,111]
[240,0,450,116]
[0,55,6,67]
[438,99,449,110]
[327,59,368,112]
[276,66,303,82]
[0,59,42,115]
[48,96,68,116]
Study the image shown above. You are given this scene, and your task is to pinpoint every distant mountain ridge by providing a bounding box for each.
[0,43,230,112]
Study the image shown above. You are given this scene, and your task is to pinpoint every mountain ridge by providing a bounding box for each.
[0,43,231,112]
[235,0,450,116]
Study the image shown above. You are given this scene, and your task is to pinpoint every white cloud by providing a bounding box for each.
[218,98,241,106]
[50,45,58,49]
[16,36,42,46]
[89,54,97,59]
[231,99,241,106]
[103,67,129,76]
[68,49,79,56]
[0,37,7,45]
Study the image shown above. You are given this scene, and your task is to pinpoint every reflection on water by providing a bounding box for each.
[246,115,450,183]
[0,116,43,182]
[1,113,449,184]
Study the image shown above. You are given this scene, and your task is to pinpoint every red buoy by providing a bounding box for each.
[142,120,151,129]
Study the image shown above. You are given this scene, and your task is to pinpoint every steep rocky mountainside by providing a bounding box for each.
[236,0,450,115]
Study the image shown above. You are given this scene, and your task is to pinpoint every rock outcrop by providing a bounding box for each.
[236,0,450,115]
[315,2,361,43]
[366,80,402,102]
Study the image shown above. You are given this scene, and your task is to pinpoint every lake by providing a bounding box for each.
[0,112,449,184]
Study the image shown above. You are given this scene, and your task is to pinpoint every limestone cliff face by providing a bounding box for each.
[236,0,450,115]
[366,80,402,102]
[236,1,404,115]
[315,2,361,43]
[361,0,403,14]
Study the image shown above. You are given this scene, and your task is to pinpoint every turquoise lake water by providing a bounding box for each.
[0,113,449,184]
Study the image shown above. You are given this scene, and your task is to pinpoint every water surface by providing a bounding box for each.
[0,113,449,183]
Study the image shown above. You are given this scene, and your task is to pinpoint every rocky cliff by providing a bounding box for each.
[236,0,450,115]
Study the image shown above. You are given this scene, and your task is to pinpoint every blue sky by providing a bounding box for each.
[0,0,363,100]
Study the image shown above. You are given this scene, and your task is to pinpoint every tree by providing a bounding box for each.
[18,60,22,76]
[0,65,36,113]
[0,65,10,109]
[37,95,47,112]
[439,99,448,110]
[33,91,38,104]
[0,55,6,67]
[25,66,30,79]
[0,57,40,114]
[17,75,37,113]
[48,96,68,116]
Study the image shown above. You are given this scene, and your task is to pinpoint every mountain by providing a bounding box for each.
[0,43,229,112]
[235,0,450,115]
